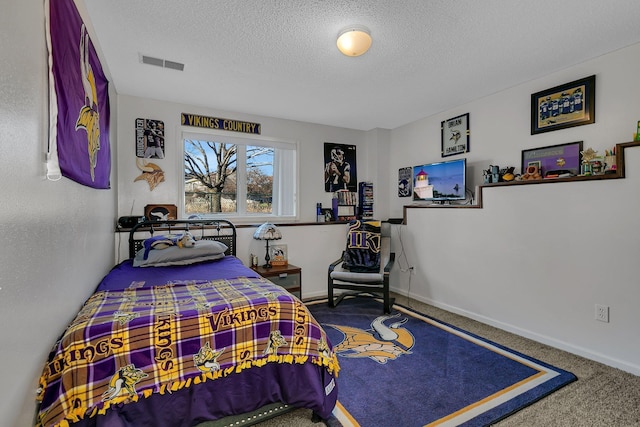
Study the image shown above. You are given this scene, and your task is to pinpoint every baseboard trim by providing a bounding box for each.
[390,287,640,376]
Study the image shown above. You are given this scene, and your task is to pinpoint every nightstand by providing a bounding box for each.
[251,264,302,299]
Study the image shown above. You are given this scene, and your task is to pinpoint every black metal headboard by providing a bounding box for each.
[128,219,237,259]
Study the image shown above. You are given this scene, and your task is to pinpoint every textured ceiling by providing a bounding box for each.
[84,0,640,131]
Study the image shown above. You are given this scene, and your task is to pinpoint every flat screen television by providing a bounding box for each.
[412,158,466,203]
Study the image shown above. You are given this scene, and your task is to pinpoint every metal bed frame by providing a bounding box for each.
[128,219,237,259]
[126,220,310,425]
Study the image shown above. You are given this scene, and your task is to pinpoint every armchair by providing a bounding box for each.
[328,221,395,313]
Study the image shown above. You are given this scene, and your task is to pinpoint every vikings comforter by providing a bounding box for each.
[36,257,339,427]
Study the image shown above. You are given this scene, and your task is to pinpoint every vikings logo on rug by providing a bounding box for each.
[325,313,414,364]
[46,0,111,188]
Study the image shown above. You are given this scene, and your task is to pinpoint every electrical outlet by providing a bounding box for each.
[595,304,609,323]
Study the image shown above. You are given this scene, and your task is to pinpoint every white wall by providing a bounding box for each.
[387,43,640,375]
[115,44,640,376]
[238,224,350,300]
[0,1,117,426]
[4,3,638,426]
[116,95,380,296]
[116,95,372,224]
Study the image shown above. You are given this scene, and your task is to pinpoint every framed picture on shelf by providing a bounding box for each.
[321,208,334,222]
[521,141,583,177]
[531,75,595,135]
[144,204,177,222]
[337,205,356,218]
[441,113,469,157]
[270,244,288,266]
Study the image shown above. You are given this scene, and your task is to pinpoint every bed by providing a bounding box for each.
[36,220,339,427]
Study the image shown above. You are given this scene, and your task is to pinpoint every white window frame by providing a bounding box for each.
[179,128,299,222]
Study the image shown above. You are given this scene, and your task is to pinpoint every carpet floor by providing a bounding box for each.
[253,294,640,427]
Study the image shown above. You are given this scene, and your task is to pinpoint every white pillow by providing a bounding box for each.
[133,240,228,267]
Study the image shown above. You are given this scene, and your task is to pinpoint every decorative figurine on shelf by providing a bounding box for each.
[604,147,617,173]
[500,167,516,182]
[483,165,504,184]
[518,164,542,181]
[581,147,598,162]
[490,165,500,183]
[484,165,517,183]
[483,167,492,184]
[581,149,595,175]
[580,147,598,176]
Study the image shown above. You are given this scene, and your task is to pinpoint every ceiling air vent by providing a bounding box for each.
[140,54,184,71]
[163,60,184,71]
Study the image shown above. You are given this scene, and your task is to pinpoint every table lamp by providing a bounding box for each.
[253,223,282,268]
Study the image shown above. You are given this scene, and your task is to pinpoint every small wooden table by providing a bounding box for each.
[251,264,302,299]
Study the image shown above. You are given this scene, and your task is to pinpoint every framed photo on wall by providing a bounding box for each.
[441,113,470,157]
[531,75,595,135]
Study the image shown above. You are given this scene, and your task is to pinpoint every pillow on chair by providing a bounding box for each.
[342,220,381,272]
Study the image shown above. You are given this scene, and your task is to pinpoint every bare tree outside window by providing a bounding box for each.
[184,140,274,215]
[246,145,274,214]
[184,140,237,213]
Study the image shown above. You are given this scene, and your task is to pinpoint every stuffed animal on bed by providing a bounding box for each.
[142,232,196,260]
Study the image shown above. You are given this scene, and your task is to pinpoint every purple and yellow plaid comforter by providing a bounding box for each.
[36,277,339,427]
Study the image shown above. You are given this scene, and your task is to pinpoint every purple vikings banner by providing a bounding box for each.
[46,0,111,188]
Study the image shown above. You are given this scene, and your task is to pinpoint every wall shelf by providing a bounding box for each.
[403,141,640,222]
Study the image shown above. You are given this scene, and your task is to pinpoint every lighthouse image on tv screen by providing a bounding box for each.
[413,158,466,203]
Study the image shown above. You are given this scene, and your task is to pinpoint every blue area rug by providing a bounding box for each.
[307,297,576,427]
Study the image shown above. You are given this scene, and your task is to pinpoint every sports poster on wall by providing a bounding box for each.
[324,143,357,192]
[398,167,413,197]
[136,118,165,159]
[441,113,470,157]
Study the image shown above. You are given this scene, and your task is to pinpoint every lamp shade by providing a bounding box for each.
[253,223,282,241]
[336,25,372,57]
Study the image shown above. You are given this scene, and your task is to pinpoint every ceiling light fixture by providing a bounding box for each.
[336,25,372,57]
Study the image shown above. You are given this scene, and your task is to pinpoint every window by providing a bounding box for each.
[182,131,297,221]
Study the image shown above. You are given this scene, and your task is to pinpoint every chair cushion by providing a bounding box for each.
[342,220,381,272]
[331,233,391,283]
[330,270,384,283]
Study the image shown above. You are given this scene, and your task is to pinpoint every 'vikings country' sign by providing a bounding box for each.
[181,113,261,135]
